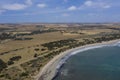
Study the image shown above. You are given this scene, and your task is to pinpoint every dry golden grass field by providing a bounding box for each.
[0,23,120,80]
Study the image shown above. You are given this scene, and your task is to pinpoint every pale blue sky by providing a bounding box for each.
[0,0,120,23]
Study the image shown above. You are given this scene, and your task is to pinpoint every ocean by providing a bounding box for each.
[53,43,120,80]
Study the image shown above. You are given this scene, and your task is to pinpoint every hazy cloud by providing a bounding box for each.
[25,0,33,5]
[80,0,111,9]
[84,1,93,7]
[37,4,47,8]
[1,0,33,11]
[68,6,77,11]
[2,3,27,10]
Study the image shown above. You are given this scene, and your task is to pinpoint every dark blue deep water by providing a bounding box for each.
[54,46,120,80]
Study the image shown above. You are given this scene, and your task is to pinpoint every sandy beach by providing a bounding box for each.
[35,39,120,80]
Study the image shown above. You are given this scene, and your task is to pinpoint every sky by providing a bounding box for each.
[0,0,120,23]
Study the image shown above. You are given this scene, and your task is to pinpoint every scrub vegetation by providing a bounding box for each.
[0,23,120,80]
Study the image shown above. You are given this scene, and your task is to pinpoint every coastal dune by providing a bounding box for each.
[35,39,120,80]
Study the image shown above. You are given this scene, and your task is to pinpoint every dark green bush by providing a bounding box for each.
[20,72,28,77]
[7,60,14,65]
[0,59,7,71]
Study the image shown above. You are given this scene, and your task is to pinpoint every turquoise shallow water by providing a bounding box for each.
[54,46,120,80]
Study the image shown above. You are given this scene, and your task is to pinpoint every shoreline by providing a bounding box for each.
[35,39,120,80]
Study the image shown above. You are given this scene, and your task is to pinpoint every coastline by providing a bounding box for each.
[35,39,120,80]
